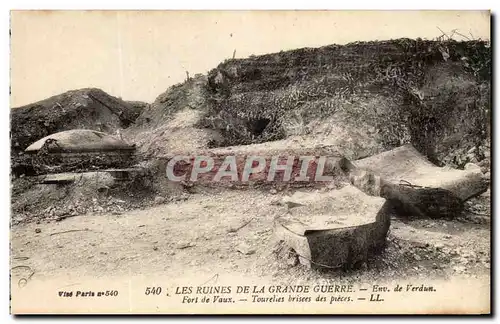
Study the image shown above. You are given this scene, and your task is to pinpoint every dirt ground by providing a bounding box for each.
[10,186,491,288]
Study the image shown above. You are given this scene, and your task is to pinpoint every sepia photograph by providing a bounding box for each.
[9,10,491,314]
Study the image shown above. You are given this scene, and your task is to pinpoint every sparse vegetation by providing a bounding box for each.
[199,38,490,167]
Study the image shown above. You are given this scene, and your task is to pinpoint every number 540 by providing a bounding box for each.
[145,287,162,295]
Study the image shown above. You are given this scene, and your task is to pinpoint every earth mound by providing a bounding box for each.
[11,88,145,176]
[200,38,490,167]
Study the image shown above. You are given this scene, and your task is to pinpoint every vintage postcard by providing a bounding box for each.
[9,10,491,314]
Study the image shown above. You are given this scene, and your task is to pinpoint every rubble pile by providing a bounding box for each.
[10,129,157,225]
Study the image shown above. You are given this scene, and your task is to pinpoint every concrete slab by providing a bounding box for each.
[353,144,487,201]
[344,145,487,219]
[274,185,390,269]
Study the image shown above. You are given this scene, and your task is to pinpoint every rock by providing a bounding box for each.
[13,216,23,223]
[55,215,68,222]
[269,188,277,195]
[54,209,68,217]
[270,199,281,206]
[464,163,481,173]
[478,159,490,167]
[481,189,490,198]
[467,147,477,155]
[236,243,255,255]
[176,241,195,249]
[413,242,428,249]
[283,201,305,209]
[444,235,452,239]
[154,196,166,205]
[466,151,478,163]
[97,186,110,193]
[326,182,337,190]
[286,253,299,267]
[35,228,41,234]
[480,165,490,174]
[256,229,271,235]
[174,194,189,202]
[434,243,444,249]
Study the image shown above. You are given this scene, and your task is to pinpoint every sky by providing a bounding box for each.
[10,10,490,107]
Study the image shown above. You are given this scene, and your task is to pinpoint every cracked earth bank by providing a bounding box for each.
[10,187,490,314]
